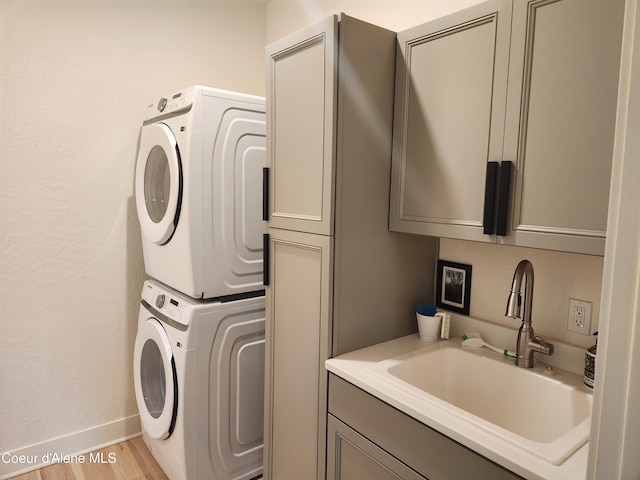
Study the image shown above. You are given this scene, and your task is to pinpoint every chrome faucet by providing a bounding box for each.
[505,260,554,368]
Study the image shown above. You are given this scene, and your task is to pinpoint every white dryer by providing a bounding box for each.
[134,279,265,480]
[135,86,266,299]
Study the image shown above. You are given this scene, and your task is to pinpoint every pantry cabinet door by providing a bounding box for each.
[501,0,624,255]
[263,228,333,480]
[266,16,337,235]
[389,0,512,242]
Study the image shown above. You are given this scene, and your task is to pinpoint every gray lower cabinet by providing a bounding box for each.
[328,375,523,480]
[264,229,333,480]
[328,415,426,480]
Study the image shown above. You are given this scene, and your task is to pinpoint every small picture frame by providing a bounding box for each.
[436,260,472,315]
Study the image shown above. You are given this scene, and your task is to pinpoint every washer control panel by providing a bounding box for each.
[142,281,190,327]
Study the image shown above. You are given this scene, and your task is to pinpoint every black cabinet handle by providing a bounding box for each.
[483,162,499,234]
[496,161,512,236]
[263,233,270,286]
[262,167,269,221]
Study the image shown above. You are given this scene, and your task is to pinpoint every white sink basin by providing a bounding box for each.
[365,342,592,465]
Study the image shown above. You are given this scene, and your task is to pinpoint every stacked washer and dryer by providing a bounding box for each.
[133,86,266,480]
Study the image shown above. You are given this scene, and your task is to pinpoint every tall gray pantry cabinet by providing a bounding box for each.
[262,14,438,480]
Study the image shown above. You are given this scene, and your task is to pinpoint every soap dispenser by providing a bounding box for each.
[584,332,598,389]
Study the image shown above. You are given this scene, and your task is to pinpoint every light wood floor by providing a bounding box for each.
[10,436,169,480]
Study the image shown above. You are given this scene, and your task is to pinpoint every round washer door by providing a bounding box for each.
[135,123,182,245]
[133,318,177,440]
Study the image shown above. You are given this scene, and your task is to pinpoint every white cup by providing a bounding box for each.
[416,308,442,342]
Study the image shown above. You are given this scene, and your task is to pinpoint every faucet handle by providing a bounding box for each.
[532,335,554,356]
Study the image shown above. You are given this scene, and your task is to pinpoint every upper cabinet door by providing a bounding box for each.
[391,0,623,255]
[501,0,624,255]
[266,16,338,235]
[389,0,512,242]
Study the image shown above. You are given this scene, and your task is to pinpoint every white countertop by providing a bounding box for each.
[325,334,589,480]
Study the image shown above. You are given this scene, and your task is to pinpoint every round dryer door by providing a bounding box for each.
[135,123,182,245]
[133,318,177,440]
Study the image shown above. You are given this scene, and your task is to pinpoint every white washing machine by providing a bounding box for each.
[135,86,266,299]
[134,279,265,480]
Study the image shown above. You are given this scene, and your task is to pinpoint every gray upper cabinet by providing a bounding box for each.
[501,0,623,254]
[390,0,624,255]
[390,0,512,244]
[266,16,337,235]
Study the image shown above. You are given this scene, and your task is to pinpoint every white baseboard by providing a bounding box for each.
[0,414,141,479]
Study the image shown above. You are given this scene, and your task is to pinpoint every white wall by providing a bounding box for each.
[440,239,604,349]
[266,0,483,42]
[589,1,640,476]
[0,1,265,476]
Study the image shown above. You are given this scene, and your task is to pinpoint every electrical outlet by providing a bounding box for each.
[567,298,593,335]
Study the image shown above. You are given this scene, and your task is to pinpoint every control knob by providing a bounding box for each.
[155,294,165,309]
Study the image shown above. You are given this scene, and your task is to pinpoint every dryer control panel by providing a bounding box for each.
[143,86,196,122]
